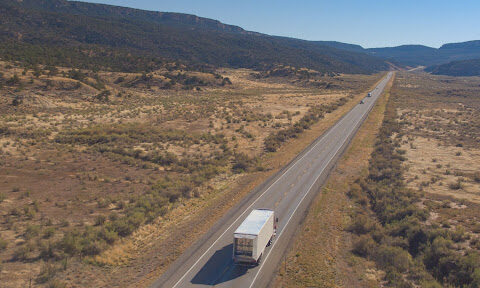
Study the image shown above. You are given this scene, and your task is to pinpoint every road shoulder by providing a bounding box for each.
[273,73,394,287]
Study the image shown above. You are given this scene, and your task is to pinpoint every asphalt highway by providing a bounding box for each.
[151,72,393,288]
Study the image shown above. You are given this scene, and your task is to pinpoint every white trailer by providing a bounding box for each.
[233,209,276,265]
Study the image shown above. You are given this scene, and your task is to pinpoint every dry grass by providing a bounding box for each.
[402,136,480,203]
[0,60,382,287]
[392,72,480,201]
[391,71,480,260]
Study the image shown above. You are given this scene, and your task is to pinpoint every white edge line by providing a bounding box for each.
[248,73,391,288]
[170,102,345,288]
[170,73,390,288]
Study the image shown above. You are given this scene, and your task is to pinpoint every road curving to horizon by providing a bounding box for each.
[151,72,394,288]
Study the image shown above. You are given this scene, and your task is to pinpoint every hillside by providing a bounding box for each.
[0,0,389,74]
[438,40,480,62]
[426,58,480,76]
[3,0,479,72]
[440,40,480,50]
[367,45,441,67]
[6,0,251,34]
[317,41,480,68]
[366,42,480,67]
[312,41,365,53]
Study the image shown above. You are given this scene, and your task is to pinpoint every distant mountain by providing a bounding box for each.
[366,45,440,67]
[312,41,365,53]
[440,40,480,50]
[425,58,480,76]
[365,42,480,67]
[10,0,251,34]
[0,0,388,73]
[320,41,480,68]
[3,0,479,73]
[437,40,480,63]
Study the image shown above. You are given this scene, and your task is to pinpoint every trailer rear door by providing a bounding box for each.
[234,238,253,256]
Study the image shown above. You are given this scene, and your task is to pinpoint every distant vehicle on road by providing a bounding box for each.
[367,92,372,97]
[360,100,364,104]
[233,209,277,265]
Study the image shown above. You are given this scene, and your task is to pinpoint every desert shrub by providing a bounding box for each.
[448,180,464,190]
[45,65,58,76]
[60,219,70,227]
[419,280,442,288]
[95,90,111,102]
[451,226,469,243]
[126,211,146,227]
[384,268,414,288]
[114,76,125,84]
[39,241,56,260]
[6,73,20,86]
[472,224,480,234]
[98,228,118,245]
[97,198,110,208]
[374,245,412,273]
[425,237,480,287]
[232,152,254,173]
[43,227,55,239]
[348,214,377,235]
[94,215,106,226]
[10,207,21,216]
[352,234,376,257]
[107,218,135,237]
[179,183,194,199]
[67,69,86,81]
[347,183,369,206]
[406,226,428,256]
[81,240,105,256]
[0,238,7,250]
[472,268,480,288]
[221,77,232,85]
[24,224,41,240]
[473,172,480,183]
[47,280,67,288]
[59,227,109,257]
[59,232,82,256]
[36,262,57,284]
[13,242,35,261]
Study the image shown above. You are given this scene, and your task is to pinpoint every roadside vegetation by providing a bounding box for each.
[347,72,480,287]
[0,59,380,287]
[276,72,480,288]
[264,96,349,152]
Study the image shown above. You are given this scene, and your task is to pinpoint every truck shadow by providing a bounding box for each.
[191,243,249,285]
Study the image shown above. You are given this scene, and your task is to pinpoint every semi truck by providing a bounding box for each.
[233,209,276,265]
[367,92,372,97]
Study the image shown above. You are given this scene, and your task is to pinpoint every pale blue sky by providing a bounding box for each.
[81,0,480,48]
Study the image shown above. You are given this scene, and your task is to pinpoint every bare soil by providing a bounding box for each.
[0,60,381,287]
